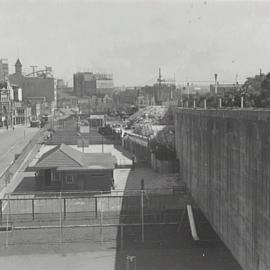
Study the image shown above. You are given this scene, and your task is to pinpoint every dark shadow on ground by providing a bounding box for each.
[113,161,243,270]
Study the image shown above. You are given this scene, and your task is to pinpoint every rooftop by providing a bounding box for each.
[33,144,116,170]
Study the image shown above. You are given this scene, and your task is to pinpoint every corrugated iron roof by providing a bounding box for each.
[34,144,116,170]
[82,153,116,169]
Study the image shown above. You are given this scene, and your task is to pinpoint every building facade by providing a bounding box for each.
[0,80,29,127]
[136,69,177,107]
[73,72,114,97]
[0,58,9,81]
[9,59,55,103]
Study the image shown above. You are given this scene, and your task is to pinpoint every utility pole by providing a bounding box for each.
[187,82,190,108]
[157,68,163,105]
[141,189,144,243]
[235,73,238,85]
[7,80,14,129]
[101,134,104,153]
[214,73,218,94]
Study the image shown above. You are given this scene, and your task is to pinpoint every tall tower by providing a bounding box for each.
[15,58,22,75]
[156,68,165,104]
[157,68,163,85]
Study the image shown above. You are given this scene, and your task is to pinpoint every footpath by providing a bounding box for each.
[0,126,45,199]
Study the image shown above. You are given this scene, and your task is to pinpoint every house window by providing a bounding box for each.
[65,175,74,184]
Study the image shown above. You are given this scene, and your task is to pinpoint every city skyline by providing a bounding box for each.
[1,0,270,86]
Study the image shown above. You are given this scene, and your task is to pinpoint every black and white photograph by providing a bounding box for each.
[0,0,269,269]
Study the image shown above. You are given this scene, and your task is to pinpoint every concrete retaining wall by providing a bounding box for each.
[174,108,270,270]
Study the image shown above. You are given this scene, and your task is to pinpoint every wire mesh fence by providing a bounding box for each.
[0,190,188,247]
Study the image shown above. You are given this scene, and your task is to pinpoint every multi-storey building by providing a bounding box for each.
[73,72,114,97]
[0,58,9,81]
[137,69,177,107]
[9,59,55,103]
[0,80,30,127]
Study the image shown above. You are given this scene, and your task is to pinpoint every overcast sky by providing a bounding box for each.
[1,0,270,86]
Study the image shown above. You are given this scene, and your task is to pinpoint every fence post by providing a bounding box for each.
[141,190,144,243]
[64,198,66,220]
[5,195,10,248]
[95,197,98,219]
[126,256,137,270]
[102,135,104,152]
[0,200,2,224]
[32,199,34,220]
[100,197,103,244]
[59,192,63,244]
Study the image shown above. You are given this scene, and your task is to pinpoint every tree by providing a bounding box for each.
[240,72,270,107]
[260,73,270,107]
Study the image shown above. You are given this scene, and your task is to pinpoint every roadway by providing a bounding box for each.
[0,126,39,177]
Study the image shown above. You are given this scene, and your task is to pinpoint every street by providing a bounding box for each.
[0,126,39,177]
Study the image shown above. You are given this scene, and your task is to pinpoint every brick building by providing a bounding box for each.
[9,59,55,103]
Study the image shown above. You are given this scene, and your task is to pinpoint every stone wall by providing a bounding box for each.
[174,108,270,270]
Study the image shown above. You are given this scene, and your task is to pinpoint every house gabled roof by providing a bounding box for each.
[35,144,82,169]
[34,144,116,170]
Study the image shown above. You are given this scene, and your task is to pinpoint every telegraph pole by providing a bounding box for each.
[214,73,218,94]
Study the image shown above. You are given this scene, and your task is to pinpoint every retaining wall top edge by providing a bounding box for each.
[174,107,270,121]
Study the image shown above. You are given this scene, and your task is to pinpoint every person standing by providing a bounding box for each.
[132,154,136,170]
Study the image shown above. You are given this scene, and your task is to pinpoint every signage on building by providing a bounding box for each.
[96,80,114,89]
